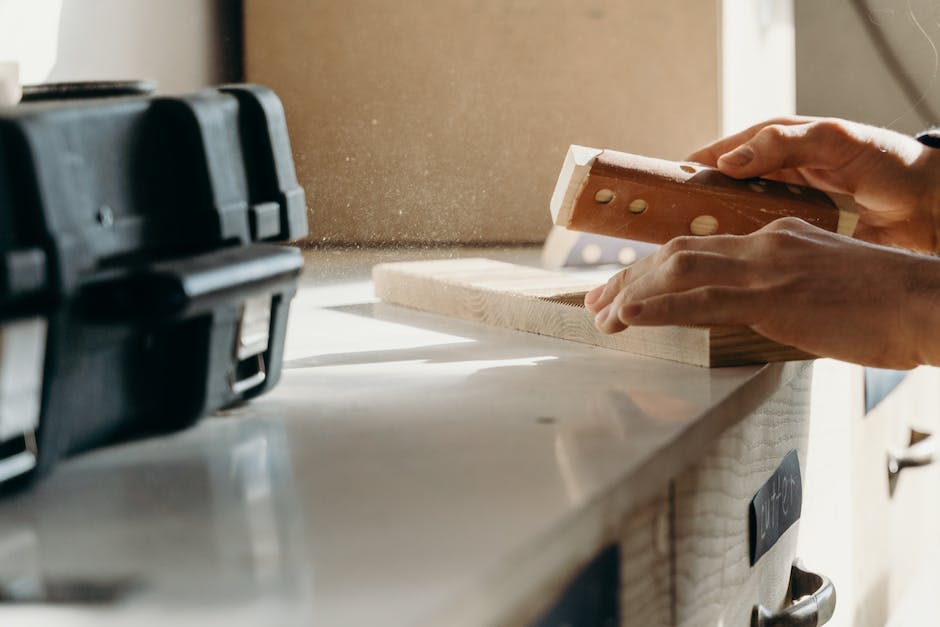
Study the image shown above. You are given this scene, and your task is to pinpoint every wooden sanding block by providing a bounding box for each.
[550,145,861,243]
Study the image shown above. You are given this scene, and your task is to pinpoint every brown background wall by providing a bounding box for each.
[32,2,933,244]
[246,0,723,245]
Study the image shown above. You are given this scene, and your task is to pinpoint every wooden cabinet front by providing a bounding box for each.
[672,365,812,626]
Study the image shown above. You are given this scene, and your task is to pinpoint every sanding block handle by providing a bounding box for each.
[551,145,861,245]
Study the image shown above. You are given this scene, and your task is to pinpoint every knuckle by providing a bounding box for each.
[767,115,803,126]
[697,286,726,305]
[761,217,805,240]
[806,118,854,143]
[661,236,693,257]
[757,124,790,143]
[771,216,806,231]
[763,228,796,247]
[665,250,698,280]
[609,269,629,289]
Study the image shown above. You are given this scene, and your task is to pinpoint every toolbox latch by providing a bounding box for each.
[0,317,47,483]
[230,295,272,394]
[2,249,47,302]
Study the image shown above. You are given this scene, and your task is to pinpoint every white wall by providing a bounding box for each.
[796,0,940,133]
[46,0,237,93]
[722,0,796,134]
[0,0,63,84]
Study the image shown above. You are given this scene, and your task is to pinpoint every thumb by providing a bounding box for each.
[716,120,862,179]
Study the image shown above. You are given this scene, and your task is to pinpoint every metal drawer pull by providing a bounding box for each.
[887,429,937,495]
[887,429,937,477]
[751,560,836,627]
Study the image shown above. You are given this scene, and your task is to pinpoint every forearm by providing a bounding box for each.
[905,252,940,366]
[911,137,940,254]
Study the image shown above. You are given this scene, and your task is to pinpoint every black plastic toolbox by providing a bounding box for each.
[0,83,307,484]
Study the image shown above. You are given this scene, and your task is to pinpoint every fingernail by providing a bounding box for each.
[584,285,603,306]
[718,145,755,167]
[619,302,644,320]
[594,305,610,326]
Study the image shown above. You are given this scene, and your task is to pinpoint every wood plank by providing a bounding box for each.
[372,258,813,368]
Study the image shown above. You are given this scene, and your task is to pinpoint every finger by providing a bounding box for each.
[585,234,719,313]
[624,234,749,283]
[586,242,697,315]
[715,120,865,181]
[686,116,813,165]
[598,253,752,334]
[613,251,753,307]
[583,283,605,309]
[589,247,670,322]
[590,234,754,325]
[594,244,754,335]
[615,286,763,328]
[584,267,632,314]
[593,300,628,334]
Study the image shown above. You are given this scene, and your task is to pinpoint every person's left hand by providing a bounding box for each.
[583,217,940,369]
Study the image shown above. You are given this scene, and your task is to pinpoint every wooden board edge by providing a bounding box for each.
[550,145,602,227]
[374,260,817,367]
[707,326,815,367]
[373,261,714,367]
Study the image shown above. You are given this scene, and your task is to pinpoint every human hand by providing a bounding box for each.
[583,218,940,369]
[687,116,940,253]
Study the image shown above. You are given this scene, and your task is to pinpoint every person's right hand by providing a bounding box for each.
[687,116,940,253]
[583,218,940,369]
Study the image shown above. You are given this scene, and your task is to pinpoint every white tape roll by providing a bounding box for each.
[0,61,21,105]
[0,0,62,85]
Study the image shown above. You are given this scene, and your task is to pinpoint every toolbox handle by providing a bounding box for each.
[79,244,303,323]
[751,560,835,627]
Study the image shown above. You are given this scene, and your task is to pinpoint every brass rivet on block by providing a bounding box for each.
[628,199,648,214]
[618,247,637,265]
[595,188,615,204]
[749,182,766,193]
[680,164,697,174]
[581,244,602,264]
[690,215,719,236]
[787,184,803,195]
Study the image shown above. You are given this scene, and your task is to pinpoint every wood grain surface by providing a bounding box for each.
[373,258,813,367]
[673,366,813,625]
[619,491,673,626]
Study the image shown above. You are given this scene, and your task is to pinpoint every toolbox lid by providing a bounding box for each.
[0,84,307,300]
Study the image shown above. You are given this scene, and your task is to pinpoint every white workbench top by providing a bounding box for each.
[0,247,802,627]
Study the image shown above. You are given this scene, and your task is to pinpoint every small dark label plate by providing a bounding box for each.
[749,449,802,566]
